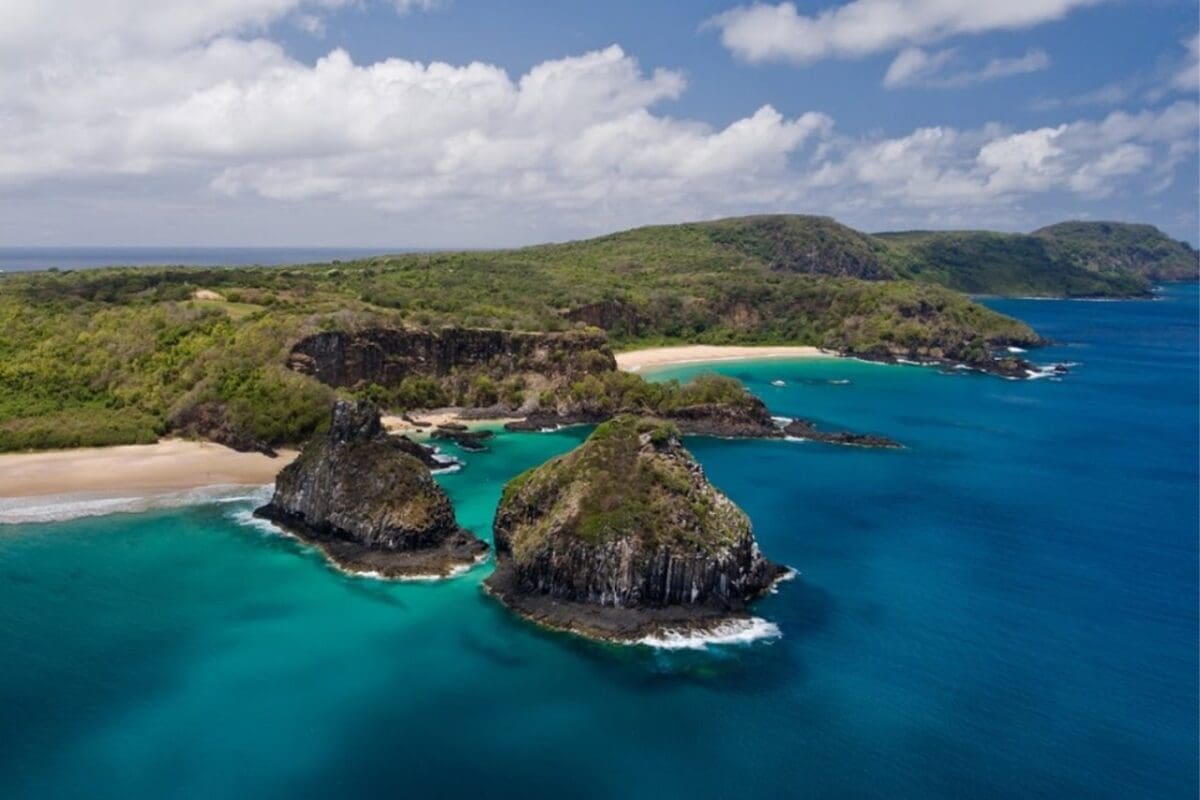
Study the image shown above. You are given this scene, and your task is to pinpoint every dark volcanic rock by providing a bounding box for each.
[430,426,495,452]
[662,399,778,438]
[287,327,615,389]
[255,400,486,578]
[782,419,901,448]
[393,434,458,470]
[503,395,779,439]
[484,416,788,641]
[169,401,277,455]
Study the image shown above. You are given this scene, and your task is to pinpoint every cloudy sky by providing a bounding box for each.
[1,0,1196,247]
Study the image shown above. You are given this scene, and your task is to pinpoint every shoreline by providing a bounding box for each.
[0,439,297,499]
[614,344,834,372]
[0,345,834,513]
[381,410,522,434]
[482,561,793,648]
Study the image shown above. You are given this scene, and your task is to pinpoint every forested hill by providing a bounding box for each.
[0,213,1190,453]
[876,220,1197,297]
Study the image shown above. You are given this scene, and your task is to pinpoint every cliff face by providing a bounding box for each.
[255,400,486,577]
[484,416,786,639]
[287,327,615,389]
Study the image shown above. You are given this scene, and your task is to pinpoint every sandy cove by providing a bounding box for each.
[0,440,298,501]
[615,345,833,371]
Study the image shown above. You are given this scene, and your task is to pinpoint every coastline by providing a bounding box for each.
[0,439,297,499]
[381,411,522,434]
[614,344,833,372]
[0,345,833,512]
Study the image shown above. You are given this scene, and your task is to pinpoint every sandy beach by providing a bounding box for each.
[0,346,830,508]
[0,439,296,500]
[615,344,833,371]
[381,411,522,434]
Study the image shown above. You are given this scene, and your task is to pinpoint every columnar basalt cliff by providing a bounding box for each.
[484,416,789,640]
[287,327,615,389]
[255,400,487,578]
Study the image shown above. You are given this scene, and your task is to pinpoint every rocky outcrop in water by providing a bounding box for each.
[484,416,788,640]
[255,400,486,577]
[782,419,901,448]
[287,327,615,389]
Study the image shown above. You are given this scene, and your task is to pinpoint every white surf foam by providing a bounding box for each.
[227,508,285,537]
[769,568,798,594]
[1025,362,1078,380]
[0,484,274,525]
[636,617,782,650]
[829,379,852,385]
[226,510,490,582]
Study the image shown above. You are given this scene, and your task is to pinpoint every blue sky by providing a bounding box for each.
[0,0,1196,246]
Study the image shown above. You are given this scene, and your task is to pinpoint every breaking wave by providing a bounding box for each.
[0,484,273,525]
[635,617,782,650]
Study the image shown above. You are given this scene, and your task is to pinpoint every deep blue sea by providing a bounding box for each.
[1,287,1196,799]
[0,247,408,272]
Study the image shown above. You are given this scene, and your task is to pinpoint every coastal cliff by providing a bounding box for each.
[484,416,788,640]
[255,400,486,577]
[288,327,614,389]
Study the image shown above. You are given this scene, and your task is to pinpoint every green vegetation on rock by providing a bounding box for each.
[496,416,746,558]
[877,221,1196,297]
[1032,221,1200,283]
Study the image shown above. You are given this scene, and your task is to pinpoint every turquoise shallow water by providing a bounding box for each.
[1,287,1196,799]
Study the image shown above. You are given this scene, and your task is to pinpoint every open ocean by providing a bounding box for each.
[0,247,406,272]
[0,286,1195,799]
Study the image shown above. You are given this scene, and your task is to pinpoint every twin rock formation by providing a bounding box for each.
[256,401,786,641]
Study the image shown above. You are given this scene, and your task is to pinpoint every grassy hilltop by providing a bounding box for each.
[2,213,1188,453]
[878,220,1197,297]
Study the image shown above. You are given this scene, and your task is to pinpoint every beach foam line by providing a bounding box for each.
[0,484,274,525]
[635,617,782,650]
[228,509,491,582]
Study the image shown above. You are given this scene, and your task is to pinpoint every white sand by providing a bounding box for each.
[381,411,523,434]
[615,345,833,372]
[0,439,296,499]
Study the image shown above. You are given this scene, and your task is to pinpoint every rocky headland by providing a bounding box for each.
[255,400,487,578]
[288,326,614,393]
[484,416,789,641]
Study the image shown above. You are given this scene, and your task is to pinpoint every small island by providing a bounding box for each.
[484,415,789,642]
[255,400,487,578]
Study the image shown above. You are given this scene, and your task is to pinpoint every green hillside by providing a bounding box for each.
[1032,221,1200,282]
[5,213,1190,453]
[876,229,1153,297]
[0,217,1038,453]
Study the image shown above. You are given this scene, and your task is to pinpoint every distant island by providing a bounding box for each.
[0,215,1193,454]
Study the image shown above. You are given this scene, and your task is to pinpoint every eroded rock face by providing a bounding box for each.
[484,416,787,640]
[287,327,615,389]
[255,400,486,577]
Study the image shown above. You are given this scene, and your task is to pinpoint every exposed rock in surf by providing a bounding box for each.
[255,400,486,578]
[781,419,901,448]
[484,416,788,641]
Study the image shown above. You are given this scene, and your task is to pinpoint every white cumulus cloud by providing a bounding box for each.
[0,0,1193,245]
[707,0,1098,64]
